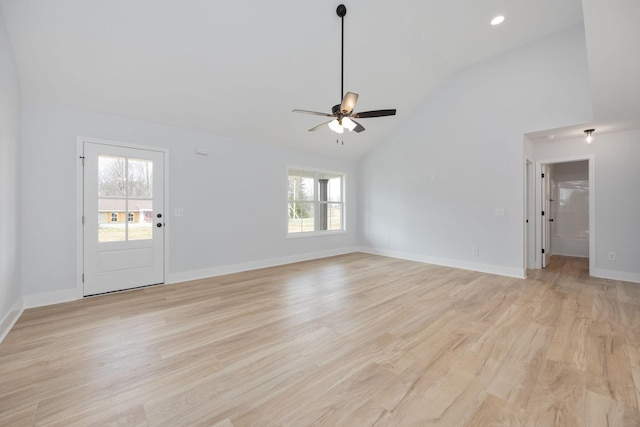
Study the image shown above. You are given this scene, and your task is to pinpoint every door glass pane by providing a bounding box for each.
[98,155,126,242]
[127,158,154,241]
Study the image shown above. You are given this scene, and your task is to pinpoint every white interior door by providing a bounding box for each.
[541,164,551,268]
[526,160,536,269]
[83,142,165,296]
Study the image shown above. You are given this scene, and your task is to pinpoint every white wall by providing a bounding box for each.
[550,161,589,258]
[535,129,640,282]
[358,27,593,277]
[0,9,22,339]
[21,101,358,299]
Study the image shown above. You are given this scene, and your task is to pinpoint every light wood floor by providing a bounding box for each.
[1,253,639,426]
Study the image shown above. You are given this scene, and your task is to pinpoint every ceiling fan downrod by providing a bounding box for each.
[337,4,346,102]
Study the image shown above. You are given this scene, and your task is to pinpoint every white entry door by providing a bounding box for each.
[83,141,165,296]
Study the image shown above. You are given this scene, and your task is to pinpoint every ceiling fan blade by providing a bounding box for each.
[340,92,359,114]
[352,109,397,118]
[292,109,334,117]
[308,121,333,131]
[351,119,365,133]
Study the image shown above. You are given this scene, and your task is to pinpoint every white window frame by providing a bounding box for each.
[287,167,346,237]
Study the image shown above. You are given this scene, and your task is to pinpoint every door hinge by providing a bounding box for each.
[79,155,85,166]
[82,215,85,225]
[541,173,545,178]
[81,273,84,283]
[541,210,545,216]
[541,249,545,254]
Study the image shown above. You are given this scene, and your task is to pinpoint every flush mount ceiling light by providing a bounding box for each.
[491,15,505,26]
[584,128,595,143]
[292,4,397,135]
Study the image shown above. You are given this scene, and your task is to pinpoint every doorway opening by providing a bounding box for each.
[533,156,595,275]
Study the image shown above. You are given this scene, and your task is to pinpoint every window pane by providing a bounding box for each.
[128,199,153,240]
[288,202,314,233]
[98,155,127,242]
[288,175,314,201]
[98,199,126,242]
[98,156,126,197]
[127,158,153,198]
[327,203,342,230]
[127,159,154,241]
[327,176,342,202]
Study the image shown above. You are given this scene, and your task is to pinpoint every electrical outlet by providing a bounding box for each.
[472,247,479,256]
[608,252,616,261]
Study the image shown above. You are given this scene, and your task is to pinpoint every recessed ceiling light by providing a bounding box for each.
[491,15,505,26]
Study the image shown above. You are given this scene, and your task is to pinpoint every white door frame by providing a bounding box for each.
[523,157,536,272]
[541,164,552,268]
[76,136,169,295]
[534,154,595,274]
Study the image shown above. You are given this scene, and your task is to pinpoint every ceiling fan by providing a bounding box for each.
[292,4,396,134]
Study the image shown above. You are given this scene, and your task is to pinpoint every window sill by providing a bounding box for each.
[287,230,348,239]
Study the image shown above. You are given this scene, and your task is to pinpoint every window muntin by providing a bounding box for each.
[288,169,344,234]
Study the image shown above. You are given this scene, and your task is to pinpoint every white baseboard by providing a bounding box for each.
[22,288,82,309]
[167,246,361,284]
[0,297,24,344]
[359,247,526,279]
[15,248,360,312]
[592,268,640,284]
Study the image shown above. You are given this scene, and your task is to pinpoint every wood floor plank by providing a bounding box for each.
[1,253,638,426]
[546,308,590,371]
[486,321,553,409]
[583,390,640,427]
[524,360,585,426]
[586,328,638,409]
[465,393,524,427]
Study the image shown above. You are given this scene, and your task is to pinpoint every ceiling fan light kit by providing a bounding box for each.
[292,4,397,136]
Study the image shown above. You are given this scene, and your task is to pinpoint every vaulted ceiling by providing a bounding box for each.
[1,1,638,159]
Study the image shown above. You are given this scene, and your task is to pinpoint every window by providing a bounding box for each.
[127,212,134,222]
[288,168,344,234]
[110,212,118,222]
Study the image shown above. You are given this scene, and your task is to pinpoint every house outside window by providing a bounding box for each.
[127,212,134,222]
[110,212,118,222]
[288,168,344,235]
